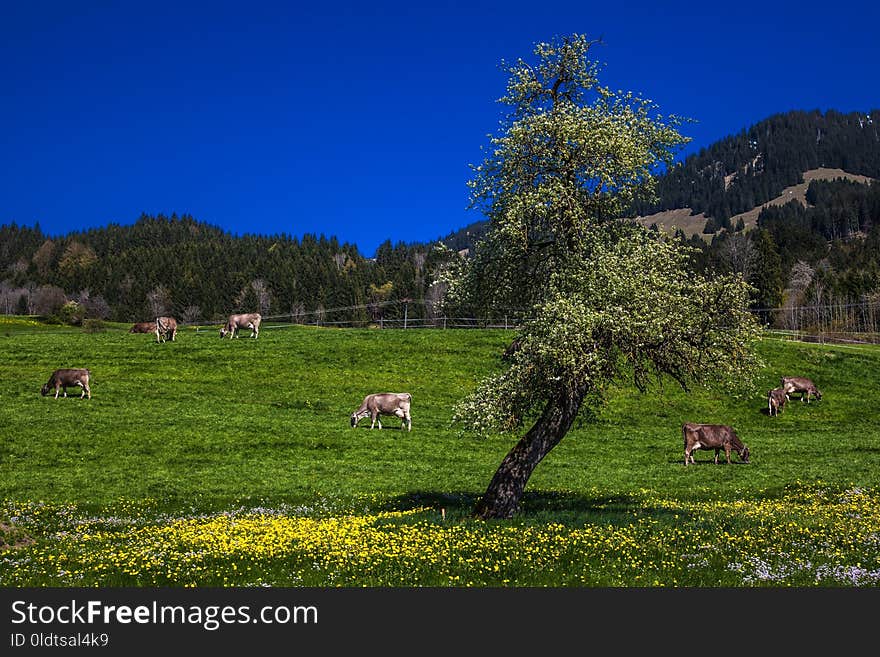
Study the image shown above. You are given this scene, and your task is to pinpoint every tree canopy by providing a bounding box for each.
[448,34,762,519]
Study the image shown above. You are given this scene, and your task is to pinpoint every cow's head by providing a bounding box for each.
[740,446,750,463]
[350,412,359,428]
[40,383,50,396]
[814,389,823,401]
[219,326,228,338]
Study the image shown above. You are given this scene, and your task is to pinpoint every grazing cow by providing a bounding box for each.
[129,321,156,334]
[350,392,412,431]
[767,387,789,417]
[682,423,750,466]
[41,368,91,400]
[220,313,261,339]
[501,337,523,362]
[156,316,178,343]
[781,376,822,403]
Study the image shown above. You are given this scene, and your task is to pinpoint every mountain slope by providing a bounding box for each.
[633,109,880,224]
[636,167,876,238]
[446,109,880,249]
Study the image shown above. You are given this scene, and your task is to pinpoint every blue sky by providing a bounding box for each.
[2,1,878,257]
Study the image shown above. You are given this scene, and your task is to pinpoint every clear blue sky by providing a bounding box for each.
[2,1,878,257]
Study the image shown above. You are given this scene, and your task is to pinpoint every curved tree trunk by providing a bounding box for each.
[473,383,589,520]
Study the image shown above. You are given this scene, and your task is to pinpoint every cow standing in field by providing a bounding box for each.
[41,368,91,400]
[156,316,178,343]
[767,387,789,417]
[781,376,822,403]
[350,392,412,431]
[682,423,750,465]
[220,313,261,339]
[129,321,156,334]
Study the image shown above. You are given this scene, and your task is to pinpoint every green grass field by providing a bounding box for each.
[2,316,879,586]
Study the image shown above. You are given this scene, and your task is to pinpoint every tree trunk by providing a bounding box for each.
[473,384,589,519]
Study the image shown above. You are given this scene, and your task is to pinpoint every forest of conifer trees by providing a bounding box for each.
[2,110,880,339]
[0,213,461,326]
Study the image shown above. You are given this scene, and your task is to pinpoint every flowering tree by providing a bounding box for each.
[449,34,762,519]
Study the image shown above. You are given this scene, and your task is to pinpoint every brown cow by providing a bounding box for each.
[781,376,822,403]
[41,368,91,400]
[156,316,178,343]
[683,423,750,465]
[129,321,156,334]
[220,313,261,339]
[350,392,412,431]
[767,387,788,417]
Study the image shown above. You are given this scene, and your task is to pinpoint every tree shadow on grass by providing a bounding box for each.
[673,458,751,466]
[377,490,682,525]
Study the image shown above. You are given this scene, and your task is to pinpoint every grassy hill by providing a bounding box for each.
[634,167,876,239]
[2,319,879,586]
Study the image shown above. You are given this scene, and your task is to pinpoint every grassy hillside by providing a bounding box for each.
[2,318,879,586]
[633,167,876,238]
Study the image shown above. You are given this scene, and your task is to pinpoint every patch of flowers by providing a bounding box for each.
[2,483,878,587]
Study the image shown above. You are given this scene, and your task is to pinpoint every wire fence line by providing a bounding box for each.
[5,297,880,345]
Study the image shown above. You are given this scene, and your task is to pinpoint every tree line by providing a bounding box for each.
[0,213,459,326]
[446,108,880,335]
[3,109,880,337]
[676,177,880,333]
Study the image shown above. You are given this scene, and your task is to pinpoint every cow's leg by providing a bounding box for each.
[725,445,732,464]
[54,385,61,399]
[714,448,720,465]
[405,411,411,431]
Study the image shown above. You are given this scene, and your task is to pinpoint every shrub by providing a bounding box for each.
[82,318,107,333]
[57,301,86,326]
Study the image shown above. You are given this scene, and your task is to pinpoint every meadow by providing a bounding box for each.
[1,316,879,587]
